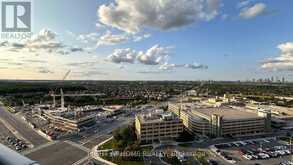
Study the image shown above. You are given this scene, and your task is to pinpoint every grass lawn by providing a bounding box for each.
[101,153,145,165]
[140,146,152,154]
[98,138,115,150]
[279,137,293,144]
[162,156,181,165]
[111,160,145,165]
[194,151,209,165]
[178,142,193,147]
[100,146,153,165]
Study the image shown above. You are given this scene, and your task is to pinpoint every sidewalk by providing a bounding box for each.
[91,136,117,165]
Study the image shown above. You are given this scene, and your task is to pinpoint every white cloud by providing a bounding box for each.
[106,45,208,72]
[98,0,220,33]
[37,67,54,74]
[159,63,178,70]
[96,22,106,29]
[239,3,266,19]
[159,62,208,70]
[97,30,129,46]
[137,45,170,65]
[261,42,293,71]
[77,33,99,44]
[137,70,169,74]
[107,48,136,64]
[1,30,57,57]
[67,31,99,44]
[237,0,251,8]
[184,63,208,69]
[0,28,86,55]
[72,70,108,77]
[25,29,65,52]
[133,34,151,42]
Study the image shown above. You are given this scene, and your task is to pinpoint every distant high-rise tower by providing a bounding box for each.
[282,77,285,83]
[60,89,64,109]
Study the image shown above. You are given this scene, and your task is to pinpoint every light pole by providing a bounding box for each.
[290,135,293,162]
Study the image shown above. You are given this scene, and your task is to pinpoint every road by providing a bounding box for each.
[0,106,48,146]
[80,117,134,148]
[26,141,88,165]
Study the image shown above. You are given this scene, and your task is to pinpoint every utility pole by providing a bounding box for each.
[290,135,293,162]
[60,89,64,110]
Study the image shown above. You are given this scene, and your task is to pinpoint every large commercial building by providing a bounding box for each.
[135,110,184,143]
[247,104,293,129]
[169,103,271,137]
[43,110,96,133]
[43,90,96,133]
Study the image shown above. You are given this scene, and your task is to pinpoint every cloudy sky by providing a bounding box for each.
[0,0,293,81]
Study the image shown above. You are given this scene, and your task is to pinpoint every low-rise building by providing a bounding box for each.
[103,105,124,116]
[169,103,271,137]
[135,111,183,143]
[246,104,293,129]
[43,110,96,133]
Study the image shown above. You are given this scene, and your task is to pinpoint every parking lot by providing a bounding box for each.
[0,120,29,152]
[211,137,293,165]
[0,121,15,145]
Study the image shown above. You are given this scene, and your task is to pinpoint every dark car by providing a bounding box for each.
[208,160,218,165]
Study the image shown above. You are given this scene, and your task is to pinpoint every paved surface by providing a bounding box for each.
[0,106,48,146]
[210,138,293,165]
[238,156,292,165]
[83,134,112,149]
[26,141,88,165]
[80,117,133,148]
[0,120,14,140]
[0,120,16,149]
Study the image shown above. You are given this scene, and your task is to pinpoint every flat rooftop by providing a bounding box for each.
[138,112,180,123]
[193,107,262,120]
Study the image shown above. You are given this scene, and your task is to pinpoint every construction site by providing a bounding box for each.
[18,71,109,140]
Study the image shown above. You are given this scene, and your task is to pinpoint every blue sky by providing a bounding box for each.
[1,0,293,80]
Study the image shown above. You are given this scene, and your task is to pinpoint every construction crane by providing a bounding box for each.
[62,70,71,81]
[49,70,105,109]
[51,70,71,108]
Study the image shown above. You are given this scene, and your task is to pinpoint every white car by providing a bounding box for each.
[263,139,270,143]
[227,159,236,164]
[285,150,291,155]
[239,141,247,146]
[277,150,286,156]
[243,154,253,160]
[258,153,269,159]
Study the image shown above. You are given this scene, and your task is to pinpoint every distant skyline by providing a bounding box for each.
[0,0,293,81]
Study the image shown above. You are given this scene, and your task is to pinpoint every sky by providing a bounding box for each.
[0,0,293,81]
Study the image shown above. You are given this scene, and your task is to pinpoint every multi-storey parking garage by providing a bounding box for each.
[169,103,271,137]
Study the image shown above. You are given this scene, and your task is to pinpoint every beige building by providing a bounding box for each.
[135,111,184,143]
[246,104,293,129]
[43,110,96,132]
[169,103,271,137]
